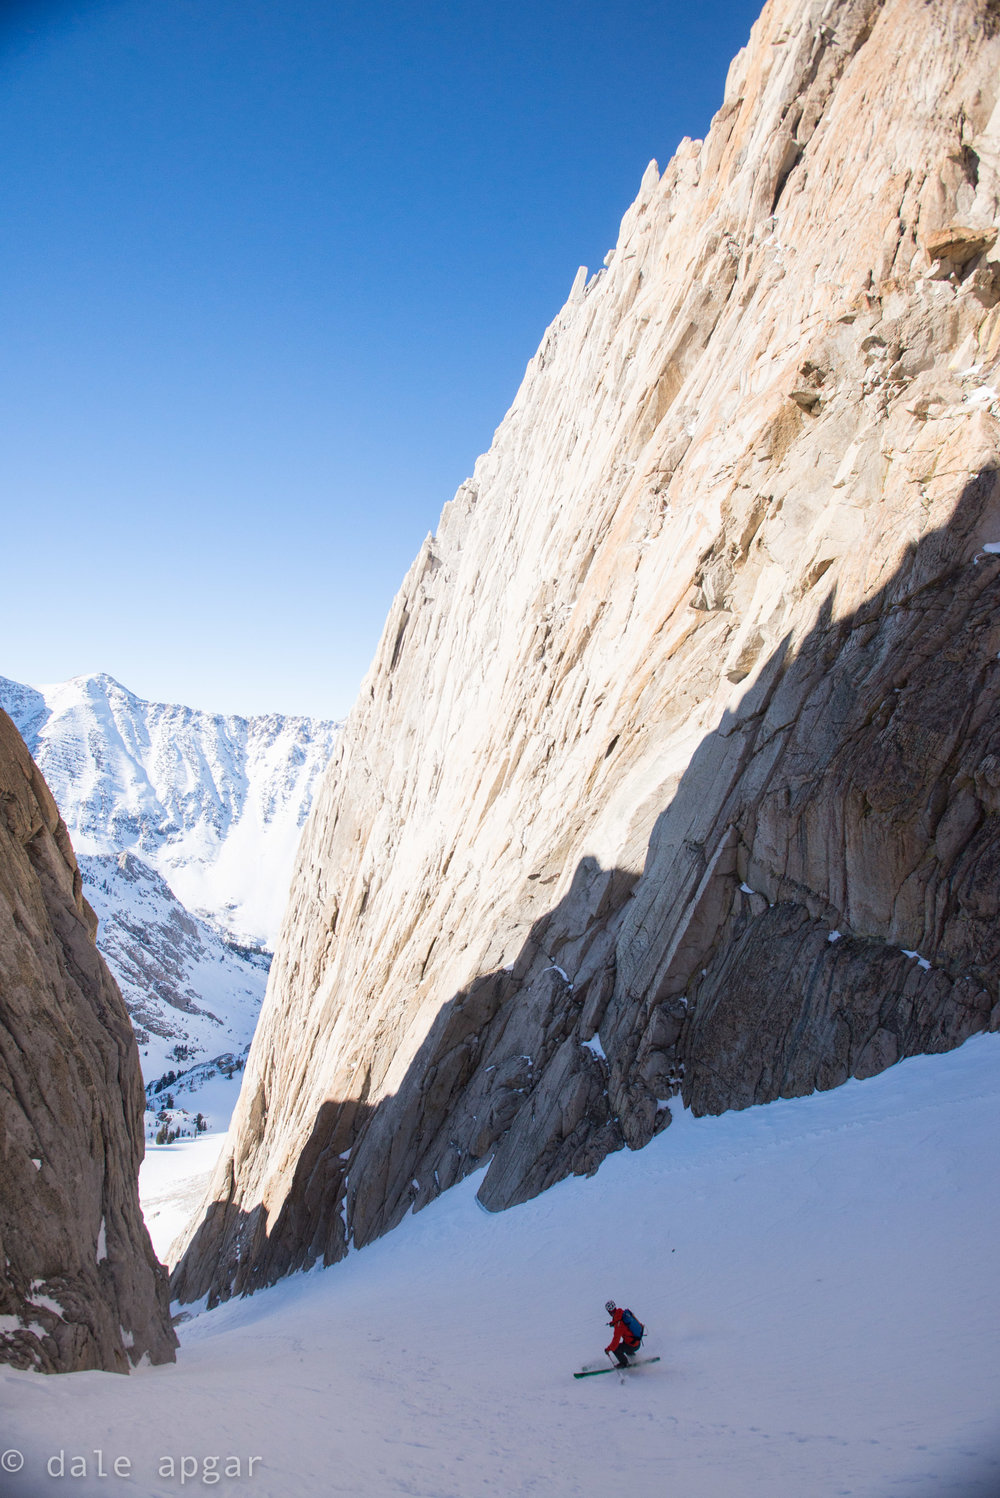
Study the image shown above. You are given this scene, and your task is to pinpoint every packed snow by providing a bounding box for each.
[3,1034,999,1497]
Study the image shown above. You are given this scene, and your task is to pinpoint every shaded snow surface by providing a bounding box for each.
[3,1035,999,1498]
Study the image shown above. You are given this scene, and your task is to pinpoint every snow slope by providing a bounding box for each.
[80,852,266,1083]
[0,672,341,946]
[143,1057,249,1153]
[2,1035,998,1498]
[139,1131,232,1263]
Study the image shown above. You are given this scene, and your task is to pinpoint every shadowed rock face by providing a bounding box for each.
[174,0,1000,1306]
[0,711,176,1372]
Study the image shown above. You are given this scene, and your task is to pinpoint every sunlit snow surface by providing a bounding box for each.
[3,1035,1000,1498]
[139,1128,233,1263]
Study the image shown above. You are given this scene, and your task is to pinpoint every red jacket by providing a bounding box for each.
[605,1307,639,1354]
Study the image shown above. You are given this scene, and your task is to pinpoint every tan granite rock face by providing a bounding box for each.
[174,0,1000,1305]
[0,711,176,1372]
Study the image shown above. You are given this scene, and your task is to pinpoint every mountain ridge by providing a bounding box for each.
[0,672,340,1090]
[0,671,342,947]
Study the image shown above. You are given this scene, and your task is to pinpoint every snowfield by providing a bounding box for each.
[2,1034,999,1498]
[139,1130,232,1264]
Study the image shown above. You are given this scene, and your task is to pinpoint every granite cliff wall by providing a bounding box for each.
[0,710,176,1372]
[174,0,1000,1304]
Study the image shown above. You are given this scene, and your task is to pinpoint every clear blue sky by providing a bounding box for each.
[1,0,762,719]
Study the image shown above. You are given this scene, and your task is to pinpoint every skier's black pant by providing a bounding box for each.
[613,1343,640,1367]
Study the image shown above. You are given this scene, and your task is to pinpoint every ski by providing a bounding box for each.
[573,1356,661,1378]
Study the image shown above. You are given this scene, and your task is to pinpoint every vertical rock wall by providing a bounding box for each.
[175,0,1000,1305]
[0,710,176,1372]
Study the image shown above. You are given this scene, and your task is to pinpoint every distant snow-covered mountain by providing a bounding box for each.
[0,672,341,946]
[79,850,267,1086]
[0,672,340,1094]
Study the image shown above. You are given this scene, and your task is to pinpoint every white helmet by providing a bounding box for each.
[605,1300,616,1315]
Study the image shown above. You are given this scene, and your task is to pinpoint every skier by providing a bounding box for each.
[605,1300,644,1367]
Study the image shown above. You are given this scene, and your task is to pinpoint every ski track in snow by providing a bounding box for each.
[3,1035,1000,1497]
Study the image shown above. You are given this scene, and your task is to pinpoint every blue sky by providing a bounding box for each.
[1,0,762,719]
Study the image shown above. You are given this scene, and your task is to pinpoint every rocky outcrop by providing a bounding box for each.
[0,710,176,1372]
[174,0,1000,1304]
